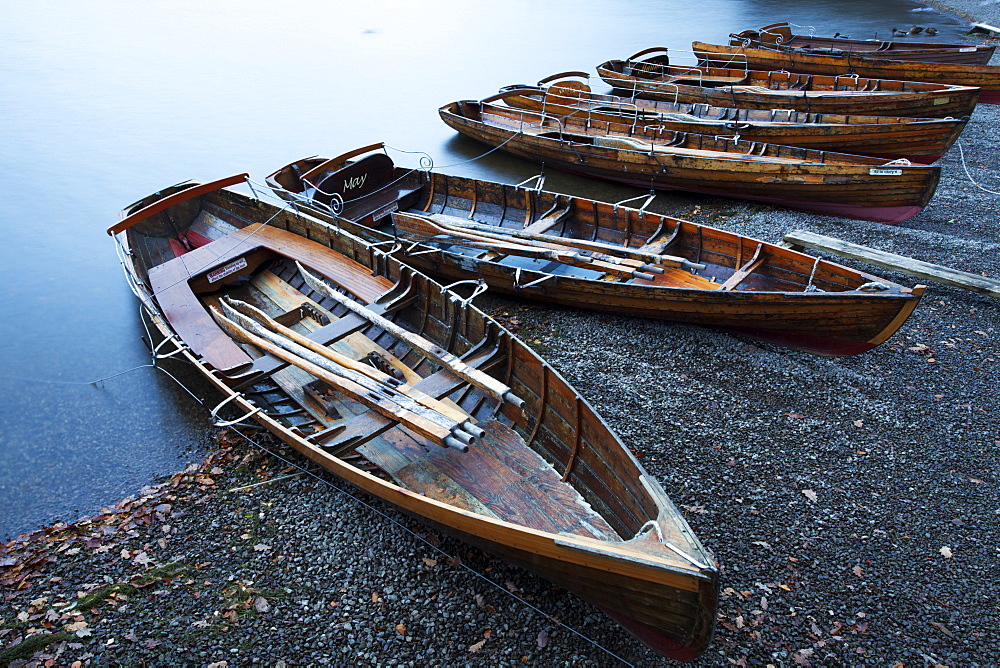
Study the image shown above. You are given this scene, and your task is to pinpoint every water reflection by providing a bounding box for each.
[0,0,972,539]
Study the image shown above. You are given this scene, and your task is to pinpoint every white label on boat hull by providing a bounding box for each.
[870,168,903,176]
[207,257,248,283]
[960,47,977,52]
[372,202,398,222]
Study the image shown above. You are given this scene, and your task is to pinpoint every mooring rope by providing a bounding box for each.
[132,327,637,666]
[9,300,636,664]
[955,139,1000,196]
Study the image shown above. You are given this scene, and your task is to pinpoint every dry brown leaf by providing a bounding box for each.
[395,623,406,635]
[422,557,437,568]
[469,638,486,653]
[371,592,380,603]
[852,565,864,577]
[792,648,814,666]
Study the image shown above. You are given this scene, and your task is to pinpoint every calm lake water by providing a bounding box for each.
[0,0,972,539]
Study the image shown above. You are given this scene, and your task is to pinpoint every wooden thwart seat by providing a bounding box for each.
[147,223,394,375]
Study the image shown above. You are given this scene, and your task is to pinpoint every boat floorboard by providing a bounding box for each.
[234,268,622,543]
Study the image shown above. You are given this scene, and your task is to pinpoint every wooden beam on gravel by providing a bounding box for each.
[781,229,1000,298]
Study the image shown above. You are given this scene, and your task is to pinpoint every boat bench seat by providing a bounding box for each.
[148,223,393,376]
[312,153,425,223]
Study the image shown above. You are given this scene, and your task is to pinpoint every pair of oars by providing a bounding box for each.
[392,211,705,278]
[296,262,525,411]
[211,297,484,452]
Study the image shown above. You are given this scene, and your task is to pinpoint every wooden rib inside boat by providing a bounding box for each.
[730,22,997,64]
[692,39,1000,104]
[498,73,968,162]
[110,176,720,660]
[437,95,940,225]
[267,145,925,356]
[596,47,982,117]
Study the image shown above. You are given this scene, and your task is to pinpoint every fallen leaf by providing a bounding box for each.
[253,596,270,613]
[133,551,151,566]
[852,420,864,428]
[792,648,814,666]
[783,412,805,419]
[802,489,818,503]
[395,623,406,635]
[852,565,864,577]
[253,544,271,552]
[680,504,708,514]
[422,557,437,568]
[537,629,549,648]
[196,477,215,486]
[939,546,953,558]
[371,592,380,603]
[929,621,954,637]
[469,638,486,653]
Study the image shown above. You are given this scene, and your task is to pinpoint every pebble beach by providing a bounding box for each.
[2,4,999,666]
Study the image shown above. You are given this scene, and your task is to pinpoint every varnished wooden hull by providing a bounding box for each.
[266,150,924,356]
[501,82,967,163]
[111,179,719,660]
[693,41,1000,104]
[596,55,981,117]
[439,100,940,224]
[729,23,996,65]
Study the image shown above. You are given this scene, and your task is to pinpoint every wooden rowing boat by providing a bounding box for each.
[266,145,925,356]
[692,40,1000,104]
[109,175,720,660]
[596,48,981,117]
[729,22,996,65]
[499,72,968,163]
[438,94,941,225]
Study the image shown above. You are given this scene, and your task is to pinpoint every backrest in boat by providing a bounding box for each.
[314,153,424,222]
[315,153,395,208]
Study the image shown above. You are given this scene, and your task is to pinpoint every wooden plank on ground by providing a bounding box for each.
[782,229,1000,298]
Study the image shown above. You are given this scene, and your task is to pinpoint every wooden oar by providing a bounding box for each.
[212,304,474,451]
[394,212,657,281]
[221,297,484,437]
[394,212,593,265]
[296,262,525,410]
[415,211,704,272]
[425,213,662,273]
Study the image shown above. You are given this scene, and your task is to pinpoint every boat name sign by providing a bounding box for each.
[870,168,903,176]
[208,257,248,283]
[372,202,398,222]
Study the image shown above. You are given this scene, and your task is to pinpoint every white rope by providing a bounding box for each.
[956,140,1000,196]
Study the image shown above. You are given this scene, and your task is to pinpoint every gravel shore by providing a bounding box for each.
[3,8,999,667]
